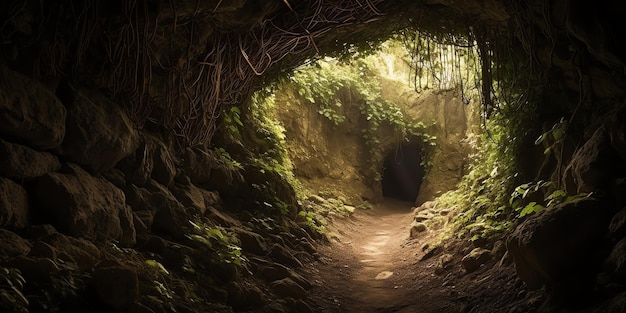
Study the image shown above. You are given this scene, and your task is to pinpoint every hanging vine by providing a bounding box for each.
[0,0,392,151]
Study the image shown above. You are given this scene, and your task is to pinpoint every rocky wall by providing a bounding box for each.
[0,63,320,313]
[272,75,476,205]
[273,87,377,204]
[398,88,477,205]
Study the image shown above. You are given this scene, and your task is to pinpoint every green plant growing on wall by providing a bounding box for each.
[434,119,519,242]
[245,89,301,193]
[534,118,568,155]
[214,147,243,170]
[298,210,326,233]
[187,221,247,268]
[289,56,436,182]
[509,180,592,218]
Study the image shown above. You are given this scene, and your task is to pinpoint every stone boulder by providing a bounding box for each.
[116,140,153,186]
[6,256,58,283]
[89,262,139,312]
[270,278,306,299]
[0,139,61,179]
[184,147,217,184]
[507,198,612,289]
[172,183,208,214]
[609,207,626,239]
[40,233,102,271]
[0,65,66,149]
[59,86,139,174]
[151,140,177,187]
[409,221,427,237]
[235,228,269,256]
[0,177,29,228]
[563,125,619,192]
[461,248,492,273]
[206,206,240,227]
[35,163,136,245]
[184,147,247,198]
[152,202,192,240]
[227,281,265,310]
[269,244,303,268]
[123,184,154,212]
[125,180,193,239]
[0,228,31,257]
[434,253,454,275]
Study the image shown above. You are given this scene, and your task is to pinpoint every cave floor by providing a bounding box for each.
[301,198,542,313]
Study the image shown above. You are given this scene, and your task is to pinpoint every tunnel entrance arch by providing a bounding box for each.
[381,141,425,202]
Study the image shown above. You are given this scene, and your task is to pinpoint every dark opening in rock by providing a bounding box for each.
[381,142,424,202]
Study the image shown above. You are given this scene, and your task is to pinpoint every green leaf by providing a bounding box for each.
[233,116,244,127]
[519,202,544,217]
[534,133,545,145]
[552,120,567,141]
[545,189,567,201]
[145,260,170,275]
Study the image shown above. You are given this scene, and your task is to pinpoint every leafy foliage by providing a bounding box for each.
[509,180,592,218]
[289,56,436,181]
[434,120,518,242]
[187,221,247,268]
[534,117,568,155]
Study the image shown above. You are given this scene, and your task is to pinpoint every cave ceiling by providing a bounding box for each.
[1,0,624,148]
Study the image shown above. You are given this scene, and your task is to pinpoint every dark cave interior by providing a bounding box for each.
[1,0,626,312]
[381,141,424,202]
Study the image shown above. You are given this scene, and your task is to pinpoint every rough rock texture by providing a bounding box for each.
[59,86,139,174]
[236,228,269,256]
[461,248,492,273]
[152,202,192,240]
[0,177,29,228]
[126,180,196,239]
[0,65,66,149]
[273,88,378,202]
[184,147,217,184]
[0,0,623,312]
[35,163,136,245]
[409,221,428,237]
[270,244,303,268]
[507,199,612,289]
[405,90,474,205]
[172,183,208,214]
[116,140,153,186]
[0,229,31,257]
[151,139,177,187]
[271,277,307,299]
[89,262,139,311]
[274,79,474,204]
[40,233,102,271]
[563,125,619,193]
[227,281,266,310]
[0,139,61,179]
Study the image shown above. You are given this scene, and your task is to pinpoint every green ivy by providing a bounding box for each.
[187,221,247,268]
[434,119,519,242]
[289,57,436,181]
[509,180,592,218]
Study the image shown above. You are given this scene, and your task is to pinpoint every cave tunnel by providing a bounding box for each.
[381,141,425,202]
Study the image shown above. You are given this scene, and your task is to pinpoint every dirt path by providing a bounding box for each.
[304,198,540,313]
[304,198,450,313]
